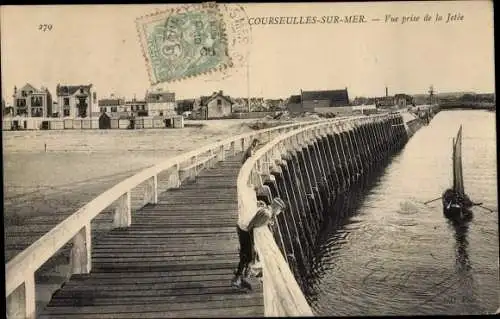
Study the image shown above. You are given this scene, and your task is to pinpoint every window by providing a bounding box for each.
[217,99,222,106]
[64,109,70,116]
[31,96,43,107]
[100,107,105,113]
[16,99,26,107]
[64,98,70,106]
[31,107,42,117]
[123,107,128,112]
[111,107,117,113]
[80,88,84,94]
[141,105,145,110]
[21,91,27,97]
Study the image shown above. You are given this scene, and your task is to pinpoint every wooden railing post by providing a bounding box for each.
[70,222,92,274]
[168,164,181,189]
[230,141,236,155]
[241,137,247,152]
[113,192,131,228]
[6,275,36,319]
[218,145,225,161]
[144,175,158,205]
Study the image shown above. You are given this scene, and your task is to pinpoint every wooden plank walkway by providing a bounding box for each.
[39,154,264,318]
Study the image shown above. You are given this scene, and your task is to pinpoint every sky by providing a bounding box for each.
[1,1,495,104]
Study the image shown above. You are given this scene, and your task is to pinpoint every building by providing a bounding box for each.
[146,89,176,117]
[98,96,125,114]
[301,89,350,109]
[352,104,378,115]
[370,96,395,108]
[4,105,14,116]
[176,99,195,115]
[193,91,233,119]
[394,94,414,108]
[264,99,285,110]
[56,84,97,118]
[124,98,148,117]
[12,83,53,117]
[248,97,265,111]
[286,95,305,113]
[2,98,14,116]
[286,88,350,114]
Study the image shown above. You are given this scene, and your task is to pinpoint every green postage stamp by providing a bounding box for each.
[136,2,232,84]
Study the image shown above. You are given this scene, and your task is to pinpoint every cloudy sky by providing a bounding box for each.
[1,1,494,103]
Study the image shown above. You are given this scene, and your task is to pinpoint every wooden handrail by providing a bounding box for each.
[5,118,336,318]
[237,113,398,316]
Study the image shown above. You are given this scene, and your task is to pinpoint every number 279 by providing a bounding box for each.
[38,24,53,31]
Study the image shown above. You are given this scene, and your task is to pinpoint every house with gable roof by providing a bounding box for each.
[12,83,53,117]
[145,88,176,117]
[301,88,350,109]
[192,90,234,119]
[56,84,98,118]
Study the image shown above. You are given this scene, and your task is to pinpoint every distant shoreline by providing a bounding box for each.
[438,103,495,111]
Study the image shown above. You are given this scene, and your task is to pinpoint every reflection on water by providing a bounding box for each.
[308,110,498,316]
[448,217,475,312]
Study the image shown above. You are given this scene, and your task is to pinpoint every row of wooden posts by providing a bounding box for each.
[255,115,408,292]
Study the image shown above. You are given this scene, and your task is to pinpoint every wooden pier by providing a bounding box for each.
[5,114,417,318]
[39,154,264,318]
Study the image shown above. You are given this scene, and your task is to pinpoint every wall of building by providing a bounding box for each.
[13,88,52,118]
[147,102,176,117]
[302,99,331,109]
[58,87,98,119]
[287,103,317,114]
[314,106,353,116]
[206,97,232,118]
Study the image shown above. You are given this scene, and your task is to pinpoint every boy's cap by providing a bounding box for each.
[256,200,267,208]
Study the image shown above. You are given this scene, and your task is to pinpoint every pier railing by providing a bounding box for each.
[5,118,335,319]
[237,113,402,316]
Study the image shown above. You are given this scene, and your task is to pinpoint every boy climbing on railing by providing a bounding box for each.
[242,138,260,164]
[231,197,286,291]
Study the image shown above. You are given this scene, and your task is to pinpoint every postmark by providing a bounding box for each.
[136,2,232,84]
[204,4,252,82]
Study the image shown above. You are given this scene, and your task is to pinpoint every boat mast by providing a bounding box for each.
[452,137,456,192]
[428,85,434,106]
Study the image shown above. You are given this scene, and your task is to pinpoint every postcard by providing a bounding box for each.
[2,1,497,318]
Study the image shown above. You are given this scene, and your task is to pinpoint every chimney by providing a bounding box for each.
[385,86,388,97]
[219,90,223,95]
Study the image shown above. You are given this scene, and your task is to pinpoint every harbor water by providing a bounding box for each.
[307,110,498,316]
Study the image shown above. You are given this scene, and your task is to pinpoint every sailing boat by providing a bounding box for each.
[441,125,474,221]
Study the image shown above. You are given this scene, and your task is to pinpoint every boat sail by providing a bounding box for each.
[442,125,474,220]
[452,125,465,196]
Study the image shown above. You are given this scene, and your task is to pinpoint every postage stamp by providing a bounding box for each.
[136,2,232,84]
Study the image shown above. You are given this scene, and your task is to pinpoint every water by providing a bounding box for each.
[308,110,498,316]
